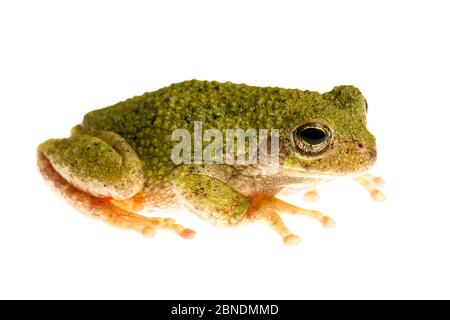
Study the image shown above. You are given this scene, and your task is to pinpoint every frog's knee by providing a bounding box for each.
[38,132,144,200]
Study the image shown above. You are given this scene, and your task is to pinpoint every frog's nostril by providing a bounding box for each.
[357,143,364,149]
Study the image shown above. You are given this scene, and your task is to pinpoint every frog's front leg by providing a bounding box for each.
[354,173,385,201]
[171,165,251,225]
[38,129,194,238]
[172,165,334,245]
[303,188,320,202]
[304,174,385,202]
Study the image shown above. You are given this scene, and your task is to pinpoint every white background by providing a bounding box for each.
[1,0,449,299]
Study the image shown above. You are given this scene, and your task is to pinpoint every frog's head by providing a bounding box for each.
[279,85,376,177]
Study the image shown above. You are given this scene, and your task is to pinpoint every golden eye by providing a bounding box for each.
[293,123,332,156]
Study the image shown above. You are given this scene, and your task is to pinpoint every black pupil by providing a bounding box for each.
[299,127,326,145]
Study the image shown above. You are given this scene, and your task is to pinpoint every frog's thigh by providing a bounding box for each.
[171,165,250,225]
[38,130,144,200]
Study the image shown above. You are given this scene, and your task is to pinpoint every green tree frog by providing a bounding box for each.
[38,80,384,245]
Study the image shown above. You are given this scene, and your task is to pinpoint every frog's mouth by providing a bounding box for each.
[279,166,373,179]
[280,138,377,178]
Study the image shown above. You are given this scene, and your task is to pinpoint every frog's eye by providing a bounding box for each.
[293,123,332,156]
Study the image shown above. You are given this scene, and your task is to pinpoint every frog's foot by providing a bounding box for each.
[354,173,385,202]
[101,211,195,239]
[273,197,335,228]
[263,209,301,245]
[249,195,335,245]
[37,152,195,239]
[303,188,320,202]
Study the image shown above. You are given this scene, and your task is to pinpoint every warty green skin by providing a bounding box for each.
[81,79,375,182]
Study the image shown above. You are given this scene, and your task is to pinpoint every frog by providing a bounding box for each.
[37,80,384,245]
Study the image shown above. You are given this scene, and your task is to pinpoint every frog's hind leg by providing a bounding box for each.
[37,151,195,239]
[38,129,146,200]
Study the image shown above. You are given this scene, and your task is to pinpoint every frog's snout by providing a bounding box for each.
[356,140,377,158]
[355,139,377,170]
